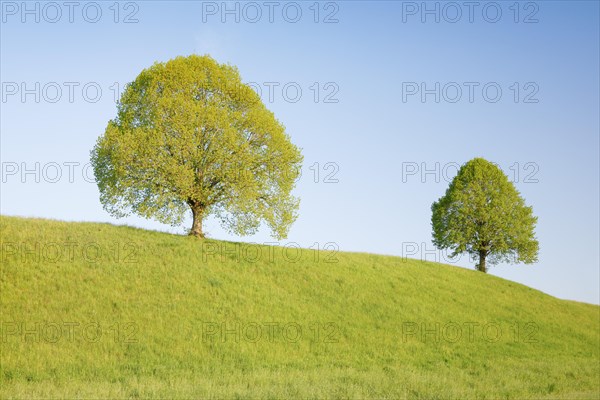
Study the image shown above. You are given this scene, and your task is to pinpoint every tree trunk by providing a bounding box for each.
[189,203,204,238]
[477,250,487,273]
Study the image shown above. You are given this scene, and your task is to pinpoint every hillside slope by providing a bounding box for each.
[1,215,598,399]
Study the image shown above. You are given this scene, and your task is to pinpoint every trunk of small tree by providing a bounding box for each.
[189,203,204,238]
[477,250,487,273]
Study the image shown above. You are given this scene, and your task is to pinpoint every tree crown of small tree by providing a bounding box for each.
[91,55,303,239]
[431,157,539,272]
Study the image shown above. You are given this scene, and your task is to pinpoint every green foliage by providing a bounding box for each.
[1,216,598,398]
[90,55,303,239]
[431,158,539,272]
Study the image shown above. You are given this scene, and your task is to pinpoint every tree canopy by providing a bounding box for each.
[431,158,539,272]
[91,55,303,239]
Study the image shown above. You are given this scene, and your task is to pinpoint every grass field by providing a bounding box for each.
[1,215,598,399]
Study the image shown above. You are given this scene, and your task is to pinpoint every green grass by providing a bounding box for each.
[1,215,598,399]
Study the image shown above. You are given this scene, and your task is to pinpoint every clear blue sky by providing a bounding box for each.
[1,1,599,304]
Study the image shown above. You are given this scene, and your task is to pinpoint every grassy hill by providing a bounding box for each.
[1,215,598,399]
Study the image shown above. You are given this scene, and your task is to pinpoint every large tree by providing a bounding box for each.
[431,158,539,273]
[91,55,303,239]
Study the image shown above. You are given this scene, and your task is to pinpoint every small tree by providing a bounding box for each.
[91,55,303,239]
[431,158,539,273]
